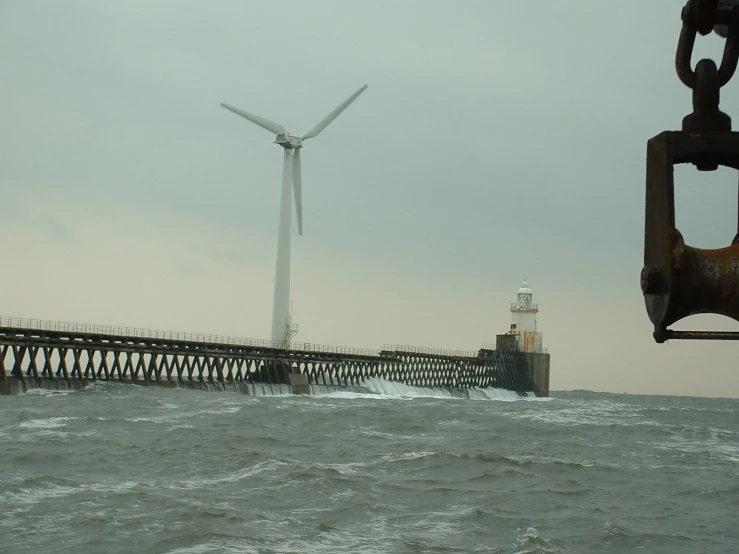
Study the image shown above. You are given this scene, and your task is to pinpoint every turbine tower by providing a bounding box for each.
[221,85,368,345]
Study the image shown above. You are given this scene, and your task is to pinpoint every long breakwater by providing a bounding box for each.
[0,317,550,397]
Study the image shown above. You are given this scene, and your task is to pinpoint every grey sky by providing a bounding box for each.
[2,1,739,397]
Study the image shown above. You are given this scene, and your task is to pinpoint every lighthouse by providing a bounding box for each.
[506,280,544,353]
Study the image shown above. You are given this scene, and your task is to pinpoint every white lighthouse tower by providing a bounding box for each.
[509,279,544,353]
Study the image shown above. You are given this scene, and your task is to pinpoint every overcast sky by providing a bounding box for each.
[3,1,739,397]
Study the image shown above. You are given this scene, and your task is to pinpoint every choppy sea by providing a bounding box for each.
[1,380,737,553]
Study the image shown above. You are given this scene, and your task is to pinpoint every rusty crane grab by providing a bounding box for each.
[643,0,739,342]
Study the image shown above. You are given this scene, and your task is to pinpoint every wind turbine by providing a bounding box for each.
[221,84,368,345]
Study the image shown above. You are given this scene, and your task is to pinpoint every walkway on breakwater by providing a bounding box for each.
[0,317,549,396]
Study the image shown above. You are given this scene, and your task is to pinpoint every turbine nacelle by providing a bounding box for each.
[220,84,367,239]
[274,133,303,149]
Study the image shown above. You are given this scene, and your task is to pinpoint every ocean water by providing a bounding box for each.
[1,381,737,553]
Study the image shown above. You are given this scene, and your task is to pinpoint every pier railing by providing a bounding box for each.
[382,344,478,358]
[0,317,549,360]
[0,316,381,358]
[481,342,549,354]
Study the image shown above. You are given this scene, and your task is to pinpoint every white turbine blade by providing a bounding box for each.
[220,103,286,135]
[292,148,303,235]
[301,84,368,140]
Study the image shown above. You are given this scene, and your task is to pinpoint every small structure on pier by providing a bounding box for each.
[496,280,545,353]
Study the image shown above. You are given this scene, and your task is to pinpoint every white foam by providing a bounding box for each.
[362,377,454,398]
[18,417,77,429]
[357,377,524,401]
[5,484,77,505]
[311,390,390,400]
[467,387,522,401]
[164,460,288,490]
[3,480,142,507]
[21,388,71,396]
[380,451,438,463]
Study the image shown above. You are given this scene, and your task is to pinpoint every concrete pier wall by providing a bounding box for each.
[525,352,550,397]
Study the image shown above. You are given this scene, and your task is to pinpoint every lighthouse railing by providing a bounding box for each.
[510,302,538,310]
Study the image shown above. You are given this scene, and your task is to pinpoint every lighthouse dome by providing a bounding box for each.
[517,280,532,295]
